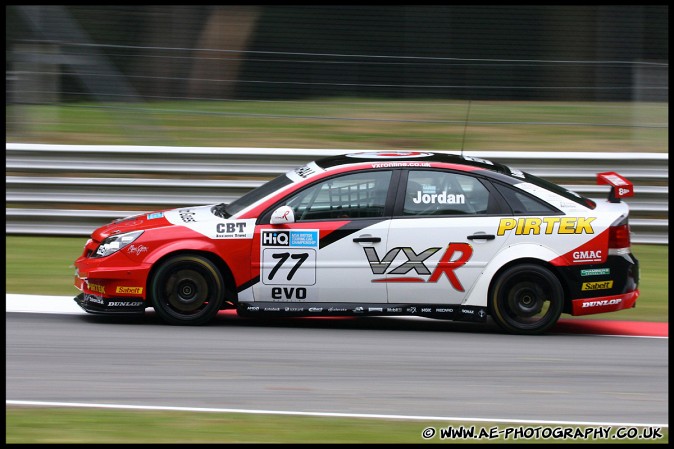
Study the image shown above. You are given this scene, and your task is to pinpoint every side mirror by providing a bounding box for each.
[270,205,295,224]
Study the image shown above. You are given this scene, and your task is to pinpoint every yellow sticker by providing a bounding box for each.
[88,283,106,294]
[497,217,595,236]
[115,286,143,295]
[581,281,613,291]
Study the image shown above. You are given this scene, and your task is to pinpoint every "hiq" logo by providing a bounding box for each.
[262,231,290,246]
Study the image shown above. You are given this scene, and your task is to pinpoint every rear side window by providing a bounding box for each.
[520,171,596,210]
[494,182,560,215]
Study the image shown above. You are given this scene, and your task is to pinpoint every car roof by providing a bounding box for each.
[314,151,513,176]
[312,151,596,210]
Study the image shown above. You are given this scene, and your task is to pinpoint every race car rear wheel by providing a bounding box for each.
[489,263,563,335]
[150,254,225,325]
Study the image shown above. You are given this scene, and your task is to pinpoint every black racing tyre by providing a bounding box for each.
[150,254,225,325]
[489,263,564,335]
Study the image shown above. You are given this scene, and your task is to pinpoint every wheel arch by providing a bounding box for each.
[147,249,238,309]
[462,243,570,310]
[486,257,571,316]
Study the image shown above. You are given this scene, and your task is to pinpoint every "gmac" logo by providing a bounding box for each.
[363,243,472,291]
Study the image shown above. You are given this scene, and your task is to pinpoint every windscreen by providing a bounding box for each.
[224,173,294,217]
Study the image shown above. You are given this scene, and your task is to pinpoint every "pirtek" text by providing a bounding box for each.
[497,217,595,236]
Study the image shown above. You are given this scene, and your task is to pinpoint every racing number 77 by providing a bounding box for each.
[268,252,310,281]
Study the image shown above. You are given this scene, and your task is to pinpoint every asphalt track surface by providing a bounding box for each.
[5,295,668,426]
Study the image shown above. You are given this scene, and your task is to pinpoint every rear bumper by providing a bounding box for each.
[570,290,639,316]
[558,252,639,316]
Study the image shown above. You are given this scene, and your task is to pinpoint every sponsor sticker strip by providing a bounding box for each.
[239,302,488,322]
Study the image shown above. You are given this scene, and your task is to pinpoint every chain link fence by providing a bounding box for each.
[5,5,668,151]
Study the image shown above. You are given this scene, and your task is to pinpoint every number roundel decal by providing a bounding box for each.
[260,229,319,301]
[346,151,433,159]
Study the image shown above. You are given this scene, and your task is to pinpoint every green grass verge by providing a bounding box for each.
[4,236,668,322]
[5,408,668,444]
[6,99,668,152]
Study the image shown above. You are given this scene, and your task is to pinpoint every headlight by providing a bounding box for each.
[92,230,144,258]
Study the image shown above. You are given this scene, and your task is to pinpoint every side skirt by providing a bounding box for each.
[237,302,488,322]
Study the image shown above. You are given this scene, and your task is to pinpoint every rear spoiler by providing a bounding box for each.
[597,172,634,203]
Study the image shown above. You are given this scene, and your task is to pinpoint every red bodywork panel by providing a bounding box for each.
[597,171,634,199]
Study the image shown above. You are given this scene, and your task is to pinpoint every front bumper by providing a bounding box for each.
[74,293,147,315]
[73,254,152,311]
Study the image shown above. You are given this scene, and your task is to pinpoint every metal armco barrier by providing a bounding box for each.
[5,143,668,244]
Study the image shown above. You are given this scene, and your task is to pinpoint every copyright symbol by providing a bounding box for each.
[422,427,436,439]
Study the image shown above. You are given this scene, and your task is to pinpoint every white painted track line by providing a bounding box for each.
[6,294,84,314]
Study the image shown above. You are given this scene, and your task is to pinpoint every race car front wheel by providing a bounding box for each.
[150,254,225,325]
[489,263,563,335]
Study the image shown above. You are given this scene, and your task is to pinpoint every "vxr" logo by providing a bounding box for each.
[363,243,473,291]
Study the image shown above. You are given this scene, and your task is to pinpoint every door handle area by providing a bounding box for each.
[467,234,495,240]
[353,236,381,243]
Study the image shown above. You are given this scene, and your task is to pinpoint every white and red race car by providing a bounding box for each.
[74,151,639,334]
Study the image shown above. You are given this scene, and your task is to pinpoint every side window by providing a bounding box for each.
[495,183,560,214]
[286,171,392,221]
[403,170,490,216]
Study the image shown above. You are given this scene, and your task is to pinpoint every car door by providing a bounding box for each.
[383,169,509,304]
[252,169,396,303]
